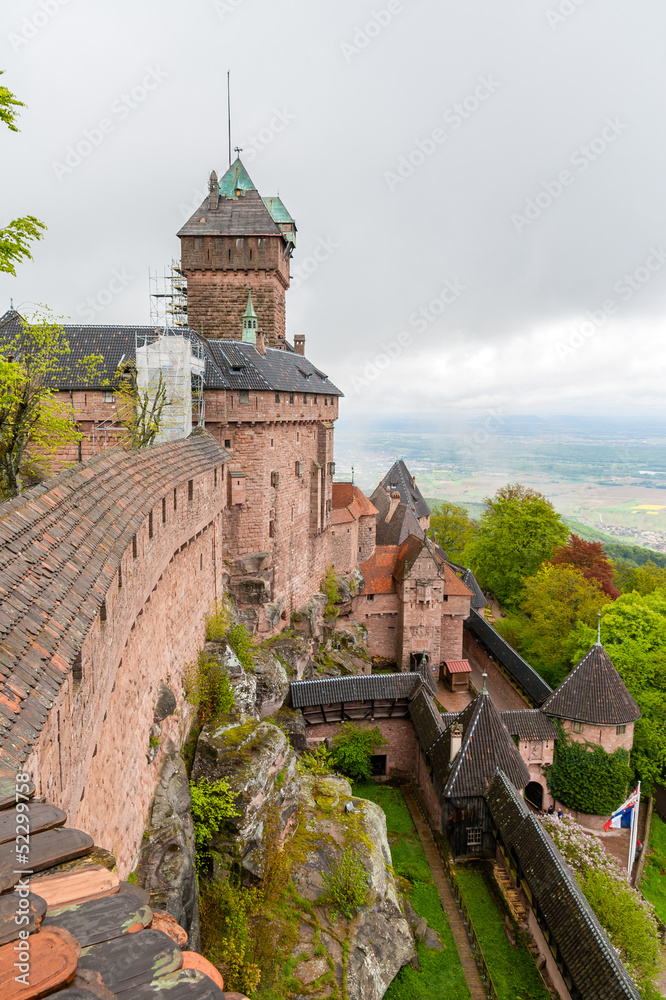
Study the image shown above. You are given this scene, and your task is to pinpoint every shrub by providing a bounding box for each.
[330,723,386,783]
[184,652,235,718]
[199,872,262,995]
[546,724,632,815]
[544,816,660,997]
[205,596,233,641]
[321,848,369,920]
[190,777,240,846]
[297,744,334,777]
[321,565,339,619]
[227,622,256,672]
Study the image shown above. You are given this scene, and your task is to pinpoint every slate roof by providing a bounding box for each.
[461,568,487,609]
[464,609,552,706]
[501,710,557,741]
[0,311,342,396]
[290,673,421,708]
[372,490,424,546]
[409,689,445,755]
[373,460,431,520]
[358,546,399,595]
[541,644,641,726]
[178,189,283,240]
[487,772,640,1000]
[431,690,529,798]
[0,430,228,767]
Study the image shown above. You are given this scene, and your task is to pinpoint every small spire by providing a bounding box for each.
[242,290,257,344]
[481,670,488,695]
[596,611,602,646]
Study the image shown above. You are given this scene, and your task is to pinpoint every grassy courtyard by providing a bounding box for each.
[641,812,666,925]
[354,782,471,1000]
[455,867,551,1000]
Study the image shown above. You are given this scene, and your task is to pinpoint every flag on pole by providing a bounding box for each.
[604,787,639,832]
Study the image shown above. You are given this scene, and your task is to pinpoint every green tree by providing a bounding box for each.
[615,560,666,597]
[0,311,101,499]
[466,483,568,607]
[515,563,603,686]
[429,500,479,562]
[0,73,45,274]
[569,592,666,789]
[113,362,169,450]
[330,723,386,783]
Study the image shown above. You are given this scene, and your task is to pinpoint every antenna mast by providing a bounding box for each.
[227,70,232,166]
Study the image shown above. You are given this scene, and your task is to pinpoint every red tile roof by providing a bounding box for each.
[446,659,472,674]
[0,430,227,767]
[359,546,399,594]
[332,483,378,520]
[442,563,475,597]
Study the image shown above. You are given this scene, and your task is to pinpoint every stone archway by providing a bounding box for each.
[526,781,544,811]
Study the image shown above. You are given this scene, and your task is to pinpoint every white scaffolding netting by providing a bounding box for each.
[136,332,205,443]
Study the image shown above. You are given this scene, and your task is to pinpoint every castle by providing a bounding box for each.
[0,157,644,1000]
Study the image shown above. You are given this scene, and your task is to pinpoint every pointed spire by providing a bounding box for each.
[217,157,256,200]
[481,670,488,695]
[242,290,257,344]
[596,611,602,646]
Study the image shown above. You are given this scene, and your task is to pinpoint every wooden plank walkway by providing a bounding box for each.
[401,786,488,1000]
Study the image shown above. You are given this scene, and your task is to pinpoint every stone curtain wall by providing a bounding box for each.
[330,521,360,575]
[305,718,419,778]
[184,267,288,345]
[559,718,635,754]
[25,466,226,876]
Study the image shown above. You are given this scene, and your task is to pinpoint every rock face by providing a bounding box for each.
[312,620,371,678]
[191,716,299,877]
[289,775,415,1000]
[136,742,200,950]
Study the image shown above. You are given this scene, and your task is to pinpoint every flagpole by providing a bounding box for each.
[628,781,641,875]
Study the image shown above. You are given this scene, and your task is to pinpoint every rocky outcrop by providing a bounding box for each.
[337,568,365,603]
[289,774,415,1000]
[312,620,371,678]
[136,742,200,950]
[191,716,299,878]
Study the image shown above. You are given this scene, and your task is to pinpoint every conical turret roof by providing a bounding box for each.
[243,290,257,319]
[431,689,529,797]
[541,644,641,726]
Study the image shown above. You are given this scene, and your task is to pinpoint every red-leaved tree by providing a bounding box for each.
[551,534,619,599]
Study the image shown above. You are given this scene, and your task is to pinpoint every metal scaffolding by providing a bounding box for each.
[136,328,205,442]
[149,260,188,328]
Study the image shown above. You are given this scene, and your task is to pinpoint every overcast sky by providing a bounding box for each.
[2,0,666,424]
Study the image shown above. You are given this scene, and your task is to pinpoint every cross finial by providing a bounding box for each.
[234,146,243,155]
[481,670,488,695]
[351,465,354,486]
[597,611,602,646]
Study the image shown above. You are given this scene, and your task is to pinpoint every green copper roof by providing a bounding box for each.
[218,158,256,199]
[243,290,257,319]
[263,196,295,225]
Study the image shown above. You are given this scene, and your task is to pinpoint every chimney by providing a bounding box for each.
[294,334,306,356]
[450,723,463,762]
[256,329,267,356]
[385,490,401,523]
[208,170,219,211]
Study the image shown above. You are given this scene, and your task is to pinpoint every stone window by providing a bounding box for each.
[329,462,336,476]
[214,467,217,487]
[269,519,275,538]
[132,534,137,559]
[314,394,318,403]
[367,594,374,601]
[467,827,482,850]
[236,238,244,248]
[102,391,115,403]
[324,397,328,406]
[289,392,294,404]
[173,487,177,511]
[303,393,308,403]
[617,724,626,735]
[117,562,122,589]
[224,439,231,448]
[239,390,249,404]
[572,721,584,734]
[330,396,335,405]
[271,471,280,487]
[188,479,194,502]
[275,392,280,402]
[148,511,153,539]
[295,461,303,478]
[194,237,202,250]
[370,754,387,776]
[162,497,167,523]
[100,601,107,627]
[258,238,266,248]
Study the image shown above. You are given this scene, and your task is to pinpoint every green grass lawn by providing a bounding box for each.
[455,867,551,1000]
[354,783,471,1000]
[641,812,666,925]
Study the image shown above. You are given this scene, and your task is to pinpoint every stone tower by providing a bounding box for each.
[177,158,296,346]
